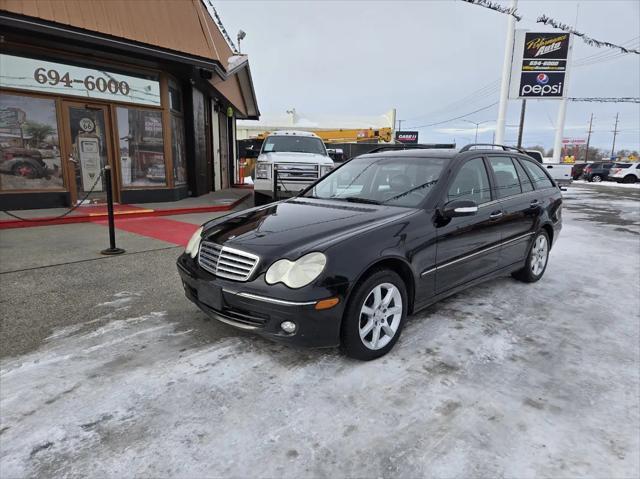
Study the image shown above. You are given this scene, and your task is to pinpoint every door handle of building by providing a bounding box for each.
[68,156,78,164]
[489,211,503,220]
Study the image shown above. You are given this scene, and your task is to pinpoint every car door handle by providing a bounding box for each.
[489,210,503,220]
[530,200,539,207]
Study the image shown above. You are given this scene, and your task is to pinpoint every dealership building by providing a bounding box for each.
[0,0,259,210]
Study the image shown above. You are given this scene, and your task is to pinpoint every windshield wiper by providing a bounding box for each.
[381,179,439,204]
[341,196,381,205]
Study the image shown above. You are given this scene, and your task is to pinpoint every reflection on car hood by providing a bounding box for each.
[258,152,332,164]
[202,198,415,260]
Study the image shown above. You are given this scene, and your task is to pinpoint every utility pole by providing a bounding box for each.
[611,113,619,159]
[584,113,593,162]
[397,119,403,131]
[495,0,518,145]
[516,99,527,148]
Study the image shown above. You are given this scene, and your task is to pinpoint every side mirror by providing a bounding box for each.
[442,199,478,218]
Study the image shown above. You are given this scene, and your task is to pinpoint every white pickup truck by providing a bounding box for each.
[526,150,573,187]
[253,131,334,205]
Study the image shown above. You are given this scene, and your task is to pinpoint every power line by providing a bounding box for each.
[404,79,500,122]
[409,102,499,129]
[568,97,640,103]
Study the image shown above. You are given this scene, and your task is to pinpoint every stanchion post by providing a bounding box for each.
[101,165,125,255]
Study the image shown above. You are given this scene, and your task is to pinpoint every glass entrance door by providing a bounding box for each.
[62,102,113,204]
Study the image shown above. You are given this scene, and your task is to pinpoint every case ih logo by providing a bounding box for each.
[395,131,418,144]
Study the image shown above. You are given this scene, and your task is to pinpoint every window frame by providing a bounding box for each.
[512,156,534,193]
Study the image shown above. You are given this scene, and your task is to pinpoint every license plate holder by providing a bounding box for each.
[198,283,222,311]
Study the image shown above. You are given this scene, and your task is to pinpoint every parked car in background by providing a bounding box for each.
[178,144,562,360]
[582,162,630,182]
[608,163,640,183]
[571,163,588,180]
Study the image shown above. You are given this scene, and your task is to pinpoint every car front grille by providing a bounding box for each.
[198,241,259,282]
[275,163,319,182]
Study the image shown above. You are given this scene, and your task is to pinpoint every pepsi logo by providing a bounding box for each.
[536,73,550,85]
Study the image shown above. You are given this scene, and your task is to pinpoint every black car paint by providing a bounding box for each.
[177,150,562,347]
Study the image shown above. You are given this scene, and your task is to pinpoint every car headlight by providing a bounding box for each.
[265,252,327,288]
[185,226,203,258]
[256,162,271,179]
[320,165,333,177]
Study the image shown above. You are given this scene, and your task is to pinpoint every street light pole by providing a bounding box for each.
[462,120,493,144]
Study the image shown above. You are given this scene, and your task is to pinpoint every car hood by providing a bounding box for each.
[258,152,332,164]
[202,198,416,261]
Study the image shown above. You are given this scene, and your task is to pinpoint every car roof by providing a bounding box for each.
[357,148,459,160]
[357,146,536,161]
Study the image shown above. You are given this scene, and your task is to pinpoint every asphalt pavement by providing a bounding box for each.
[1,183,638,478]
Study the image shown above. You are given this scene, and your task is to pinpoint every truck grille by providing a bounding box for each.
[198,242,259,282]
[275,163,319,182]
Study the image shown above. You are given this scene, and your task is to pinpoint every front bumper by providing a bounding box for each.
[177,254,345,348]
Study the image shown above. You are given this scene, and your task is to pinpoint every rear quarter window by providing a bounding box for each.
[519,158,554,189]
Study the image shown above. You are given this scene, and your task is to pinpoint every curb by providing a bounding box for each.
[0,193,251,230]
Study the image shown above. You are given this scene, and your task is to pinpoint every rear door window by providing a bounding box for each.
[519,159,554,189]
[488,156,522,198]
[447,157,491,204]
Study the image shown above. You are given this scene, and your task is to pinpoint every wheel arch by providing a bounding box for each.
[346,256,417,315]
[541,223,554,249]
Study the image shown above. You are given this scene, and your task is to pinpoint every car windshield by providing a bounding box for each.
[303,155,448,207]
[262,136,326,155]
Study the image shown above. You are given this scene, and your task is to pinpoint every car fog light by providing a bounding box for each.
[280,321,297,334]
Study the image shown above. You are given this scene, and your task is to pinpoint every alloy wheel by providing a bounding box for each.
[359,282,403,350]
[530,235,548,276]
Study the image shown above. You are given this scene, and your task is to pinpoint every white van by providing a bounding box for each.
[254,131,334,205]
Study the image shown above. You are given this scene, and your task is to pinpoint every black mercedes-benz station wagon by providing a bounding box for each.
[177,144,562,360]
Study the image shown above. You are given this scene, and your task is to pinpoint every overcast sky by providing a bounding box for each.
[216,0,640,152]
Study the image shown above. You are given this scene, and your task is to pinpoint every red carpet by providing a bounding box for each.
[93,217,199,246]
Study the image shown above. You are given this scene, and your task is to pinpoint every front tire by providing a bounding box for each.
[341,269,407,360]
[590,174,603,182]
[512,231,550,283]
[623,175,637,184]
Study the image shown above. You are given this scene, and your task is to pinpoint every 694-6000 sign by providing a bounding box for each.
[33,67,130,96]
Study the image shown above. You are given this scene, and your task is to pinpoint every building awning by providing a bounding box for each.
[0,0,260,118]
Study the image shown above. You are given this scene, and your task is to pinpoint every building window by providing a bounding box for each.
[0,92,64,191]
[168,78,182,113]
[171,115,187,185]
[116,107,166,186]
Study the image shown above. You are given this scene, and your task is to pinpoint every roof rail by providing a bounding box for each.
[459,143,528,154]
[366,143,457,154]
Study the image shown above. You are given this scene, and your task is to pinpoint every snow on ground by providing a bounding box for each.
[1,193,639,478]
[572,179,640,189]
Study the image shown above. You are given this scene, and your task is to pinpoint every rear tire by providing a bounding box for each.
[623,175,637,184]
[341,269,408,360]
[253,191,271,206]
[512,231,550,283]
[590,175,603,182]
